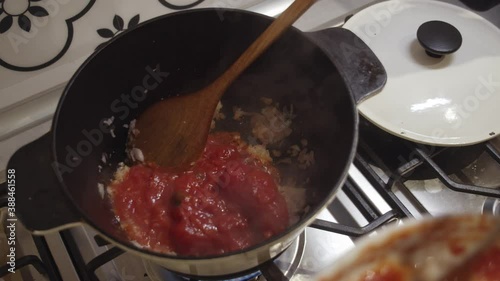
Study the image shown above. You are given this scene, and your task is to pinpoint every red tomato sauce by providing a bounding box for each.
[468,245,500,281]
[110,132,289,256]
[361,263,408,281]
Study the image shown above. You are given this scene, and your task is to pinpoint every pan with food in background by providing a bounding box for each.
[6,8,386,278]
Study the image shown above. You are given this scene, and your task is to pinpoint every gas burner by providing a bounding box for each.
[2,1,500,281]
[483,198,500,216]
[142,265,260,281]
[143,260,262,281]
[143,232,306,281]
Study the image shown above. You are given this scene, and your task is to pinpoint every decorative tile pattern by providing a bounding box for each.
[95,14,140,51]
[0,0,95,71]
[158,0,206,10]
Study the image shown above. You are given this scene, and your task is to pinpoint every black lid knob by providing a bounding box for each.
[417,21,463,58]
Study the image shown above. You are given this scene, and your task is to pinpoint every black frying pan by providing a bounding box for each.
[7,8,386,278]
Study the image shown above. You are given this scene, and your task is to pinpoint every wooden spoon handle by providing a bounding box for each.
[212,0,317,94]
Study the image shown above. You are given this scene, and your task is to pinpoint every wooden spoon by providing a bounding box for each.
[133,0,316,167]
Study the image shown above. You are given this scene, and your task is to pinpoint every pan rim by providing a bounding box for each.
[51,7,359,263]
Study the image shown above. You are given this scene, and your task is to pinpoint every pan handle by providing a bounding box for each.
[305,27,387,104]
[6,133,81,234]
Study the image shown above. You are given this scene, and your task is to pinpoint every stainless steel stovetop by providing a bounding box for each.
[1,1,499,280]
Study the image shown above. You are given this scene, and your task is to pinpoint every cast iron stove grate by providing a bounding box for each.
[0,119,495,277]
[356,117,500,200]
[47,174,402,281]
[0,197,63,281]
[3,117,500,280]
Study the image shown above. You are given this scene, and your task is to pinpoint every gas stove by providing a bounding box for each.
[1,0,499,280]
